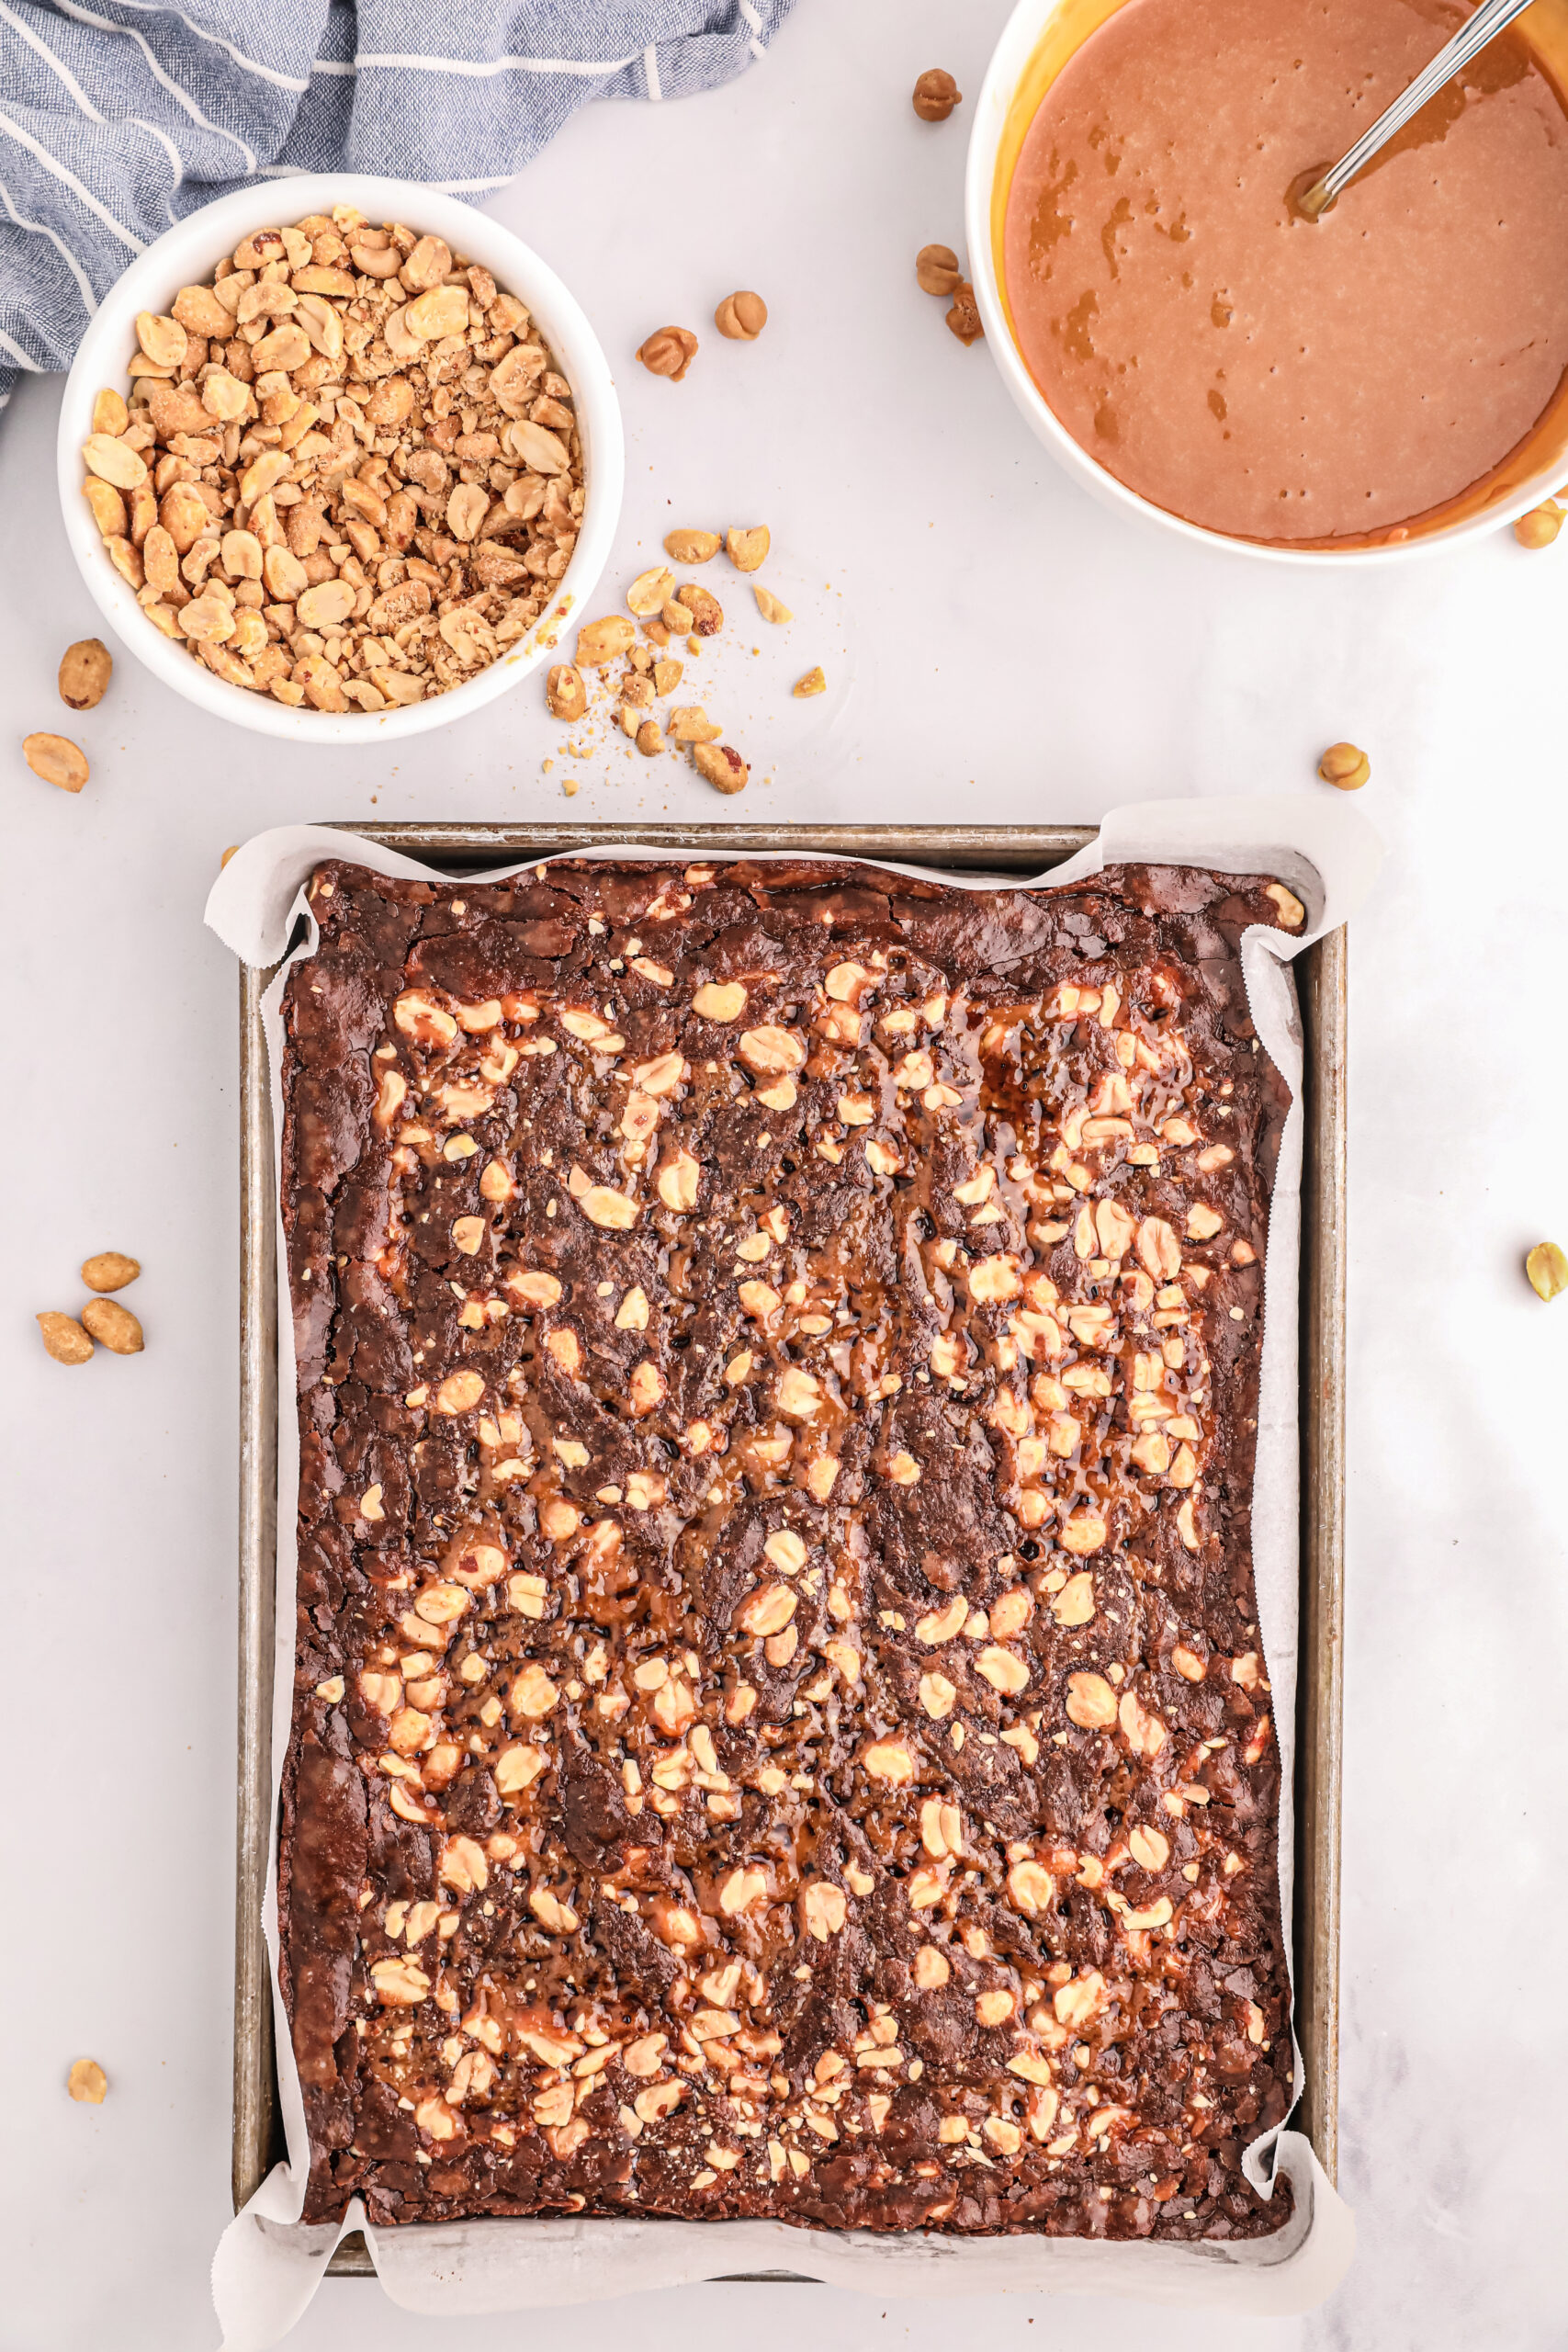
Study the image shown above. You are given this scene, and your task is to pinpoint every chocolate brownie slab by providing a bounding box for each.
[277,854,1303,2239]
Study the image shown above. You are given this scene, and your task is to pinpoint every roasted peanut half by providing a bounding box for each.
[83,478,128,538]
[81,434,147,491]
[24,733,89,792]
[626,566,676,617]
[664,529,721,564]
[136,310,188,369]
[726,526,770,573]
[91,389,129,437]
[693,742,748,795]
[575,616,635,667]
[1527,1241,1568,1301]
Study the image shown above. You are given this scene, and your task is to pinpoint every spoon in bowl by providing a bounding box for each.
[1293,0,1540,218]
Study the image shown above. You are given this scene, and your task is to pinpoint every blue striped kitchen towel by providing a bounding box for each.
[0,0,794,409]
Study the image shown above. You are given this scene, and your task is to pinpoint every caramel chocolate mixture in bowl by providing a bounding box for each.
[1002,0,1568,544]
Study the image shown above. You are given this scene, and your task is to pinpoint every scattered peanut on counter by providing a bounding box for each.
[545,662,587,720]
[23,732,90,792]
[1527,1242,1568,1301]
[945,282,984,345]
[1514,501,1562,548]
[637,325,698,380]
[794,665,827,697]
[715,290,767,341]
[547,518,829,789]
[679,582,722,635]
[625,564,671,616]
[37,1252,144,1361]
[665,527,719,562]
[82,1250,141,1291]
[693,741,749,792]
[916,243,962,296]
[67,2060,108,2105]
[1318,741,1371,789]
[58,638,113,710]
[913,243,984,344]
[83,1298,145,1354]
[37,1313,94,1364]
[574,615,634,666]
[726,526,769,571]
[912,67,962,120]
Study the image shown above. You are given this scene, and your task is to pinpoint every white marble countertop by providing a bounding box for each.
[6,2,1565,2345]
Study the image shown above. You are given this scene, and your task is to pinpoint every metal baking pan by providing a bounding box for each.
[233,822,1346,2279]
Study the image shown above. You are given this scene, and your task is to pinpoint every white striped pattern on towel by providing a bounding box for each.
[0,0,794,408]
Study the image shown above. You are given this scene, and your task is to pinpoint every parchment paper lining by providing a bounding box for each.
[206,796,1380,2346]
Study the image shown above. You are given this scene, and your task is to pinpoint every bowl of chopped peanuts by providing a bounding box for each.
[58,175,623,741]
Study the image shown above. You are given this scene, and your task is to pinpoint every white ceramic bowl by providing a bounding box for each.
[965,0,1568,565]
[58,174,623,739]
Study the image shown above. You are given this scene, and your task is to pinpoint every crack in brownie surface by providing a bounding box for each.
[278,854,1303,2238]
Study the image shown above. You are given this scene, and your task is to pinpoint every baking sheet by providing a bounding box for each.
[208,800,1378,2346]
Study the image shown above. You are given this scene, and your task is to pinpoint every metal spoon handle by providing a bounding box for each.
[1314,0,1540,210]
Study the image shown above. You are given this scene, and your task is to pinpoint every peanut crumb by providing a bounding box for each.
[68,2059,107,2104]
